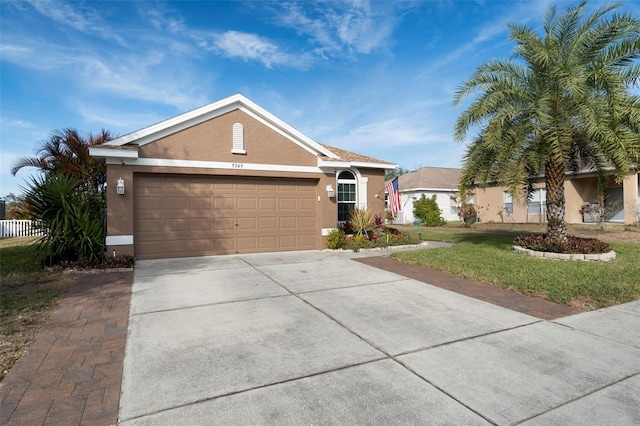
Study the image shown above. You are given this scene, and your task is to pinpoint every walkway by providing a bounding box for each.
[0,271,132,425]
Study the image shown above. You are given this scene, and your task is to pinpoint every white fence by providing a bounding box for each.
[0,220,45,238]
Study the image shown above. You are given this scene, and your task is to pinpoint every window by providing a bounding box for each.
[337,171,356,222]
[231,122,246,154]
[450,194,458,216]
[504,191,513,215]
[527,189,546,215]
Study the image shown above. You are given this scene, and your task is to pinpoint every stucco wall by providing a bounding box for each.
[474,172,640,225]
[139,110,316,167]
[105,162,388,256]
[623,173,639,224]
[565,176,597,223]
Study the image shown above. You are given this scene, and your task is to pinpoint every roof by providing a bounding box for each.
[319,143,390,165]
[91,94,396,170]
[398,167,462,191]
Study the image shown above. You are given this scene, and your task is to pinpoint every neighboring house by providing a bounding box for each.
[90,94,396,260]
[473,169,640,225]
[390,167,463,224]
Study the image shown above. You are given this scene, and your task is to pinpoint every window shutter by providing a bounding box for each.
[232,123,246,154]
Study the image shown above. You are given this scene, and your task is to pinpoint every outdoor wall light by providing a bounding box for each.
[116,177,125,195]
[326,184,335,198]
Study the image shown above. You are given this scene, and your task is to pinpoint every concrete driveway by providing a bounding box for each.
[120,250,640,425]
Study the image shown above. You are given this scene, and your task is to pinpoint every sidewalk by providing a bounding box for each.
[0,271,132,426]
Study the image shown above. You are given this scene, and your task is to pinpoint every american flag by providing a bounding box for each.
[386,177,401,219]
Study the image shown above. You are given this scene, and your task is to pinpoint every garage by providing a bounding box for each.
[91,94,393,259]
[135,174,318,259]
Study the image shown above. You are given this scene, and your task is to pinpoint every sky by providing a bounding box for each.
[2,0,639,197]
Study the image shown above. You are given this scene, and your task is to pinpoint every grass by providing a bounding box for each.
[0,237,75,381]
[392,223,640,309]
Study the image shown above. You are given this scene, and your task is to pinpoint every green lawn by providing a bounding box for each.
[392,224,640,309]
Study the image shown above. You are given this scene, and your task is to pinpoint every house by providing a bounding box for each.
[90,94,396,259]
[473,170,640,225]
[390,167,463,224]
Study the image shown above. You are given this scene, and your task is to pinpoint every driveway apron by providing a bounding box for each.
[120,250,640,425]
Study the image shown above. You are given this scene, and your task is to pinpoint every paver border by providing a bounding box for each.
[0,271,132,426]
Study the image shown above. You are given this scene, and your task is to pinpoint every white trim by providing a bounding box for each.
[89,146,138,159]
[358,176,368,209]
[400,187,459,193]
[321,228,336,236]
[106,235,134,246]
[102,94,340,160]
[319,158,396,170]
[108,157,323,174]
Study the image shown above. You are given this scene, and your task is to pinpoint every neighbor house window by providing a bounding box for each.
[450,195,458,216]
[527,189,546,215]
[337,171,356,222]
[504,191,513,215]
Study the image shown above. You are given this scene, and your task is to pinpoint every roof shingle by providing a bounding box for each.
[398,167,462,190]
[319,143,392,165]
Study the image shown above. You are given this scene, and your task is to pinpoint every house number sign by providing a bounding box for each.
[232,163,244,169]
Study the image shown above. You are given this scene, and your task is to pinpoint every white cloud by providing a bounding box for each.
[1,35,209,110]
[82,55,207,109]
[419,1,552,79]
[271,0,404,58]
[25,0,125,44]
[0,119,50,196]
[202,30,312,70]
[146,9,185,33]
[0,41,76,70]
[73,102,166,135]
[333,0,394,54]
[328,116,453,153]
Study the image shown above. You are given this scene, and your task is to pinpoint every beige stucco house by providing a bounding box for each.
[90,94,396,259]
[473,170,640,225]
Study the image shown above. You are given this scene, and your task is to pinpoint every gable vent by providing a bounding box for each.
[232,122,246,154]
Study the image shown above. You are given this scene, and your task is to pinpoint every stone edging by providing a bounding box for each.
[61,267,134,274]
[512,245,616,262]
[323,241,430,253]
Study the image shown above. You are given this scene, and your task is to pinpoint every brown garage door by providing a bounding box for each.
[134,174,318,259]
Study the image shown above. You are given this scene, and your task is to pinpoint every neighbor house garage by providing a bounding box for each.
[90,94,396,259]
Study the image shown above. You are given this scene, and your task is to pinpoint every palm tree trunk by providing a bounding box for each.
[545,158,567,243]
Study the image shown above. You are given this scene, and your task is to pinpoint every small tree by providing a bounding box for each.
[454,1,640,245]
[3,193,29,219]
[385,167,411,181]
[23,174,105,264]
[413,195,446,227]
[13,128,113,264]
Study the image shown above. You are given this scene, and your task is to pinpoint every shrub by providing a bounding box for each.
[342,227,419,251]
[326,228,346,249]
[339,220,354,234]
[513,233,612,254]
[22,174,105,264]
[349,207,375,234]
[459,202,477,226]
[373,212,385,229]
[413,195,446,227]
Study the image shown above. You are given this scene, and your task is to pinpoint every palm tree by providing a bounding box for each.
[454,1,640,244]
[12,128,112,190]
